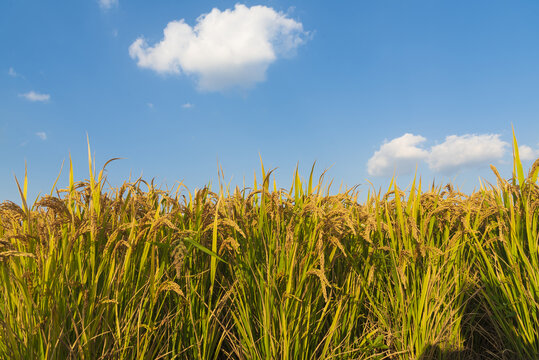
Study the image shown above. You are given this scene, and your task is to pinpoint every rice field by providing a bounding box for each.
[1,136,539,359]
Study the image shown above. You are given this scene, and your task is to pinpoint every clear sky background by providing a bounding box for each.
[2,0,539,203]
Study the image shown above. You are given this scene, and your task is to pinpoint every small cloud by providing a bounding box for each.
[519,145,539,161]
[367,133,429,176]
[367,132,510,176]
[147,102,154,108]
[129,4,309,92]
[36,132,47,140]
[8,67,17,77]
[19,91,50,102]
[99,0,118,10]
[182,103,194,109]
[112,29,119,37]
[427,134,508,173]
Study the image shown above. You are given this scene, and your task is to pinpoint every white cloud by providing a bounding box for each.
[519,145,539,161]
[367,134,429,176]
[129,4,308,91]
[428,134,508,172]
[8,67,17,77]
[19,91,50,102]
[99,0,118,10]
[147,102,154,108]
[36,132,47,140]
[368,133,510,176]
[182,102,194,109]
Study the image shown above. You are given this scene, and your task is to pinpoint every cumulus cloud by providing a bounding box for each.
[428,134,508,173]
[367,134,429,176]
[519,145,539,161]
[19,91,50,102]
[129,4,308,91]
[182,102,194,109]
[8,67,17,77]
[36,132,47,140]
[99,0,118,10]
[368,133,510,176]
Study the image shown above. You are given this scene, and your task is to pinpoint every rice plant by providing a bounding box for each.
[1,134,538,359]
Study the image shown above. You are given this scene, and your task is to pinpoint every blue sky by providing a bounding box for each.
[2,0,539,203]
